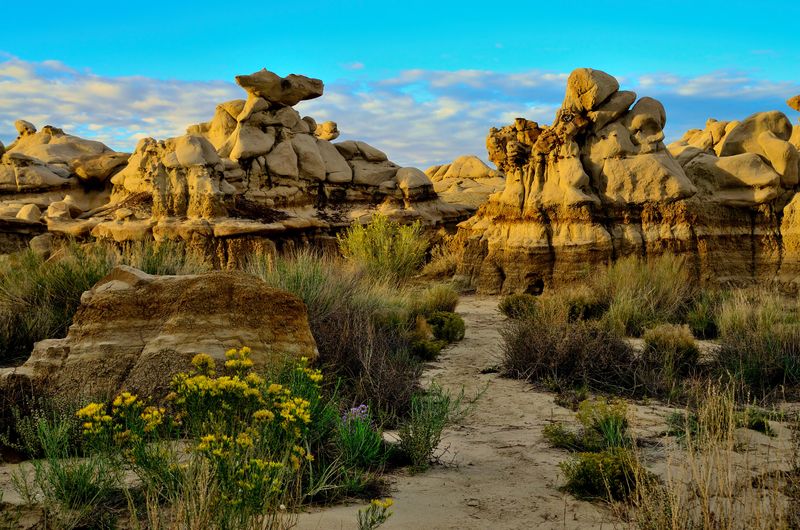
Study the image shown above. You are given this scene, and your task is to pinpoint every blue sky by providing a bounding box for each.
[1,0,799,167]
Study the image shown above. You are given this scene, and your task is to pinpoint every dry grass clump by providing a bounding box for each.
[501,294,636,392]
[624,384,797,530]
[641,324,700,395]
[247,249,420,418]
[420,232,464,279]
[594,254,695,337]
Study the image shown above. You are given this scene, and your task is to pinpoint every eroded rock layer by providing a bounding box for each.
[0,70,470,263]
[0,266,318,399]
[457,68,800,294]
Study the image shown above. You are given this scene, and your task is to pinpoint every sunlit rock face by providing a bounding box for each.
[0,69,471,264]
[456,68,800,294]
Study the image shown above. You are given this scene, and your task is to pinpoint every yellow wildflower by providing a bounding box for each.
[191,353,216,374]
[253,409,275,422]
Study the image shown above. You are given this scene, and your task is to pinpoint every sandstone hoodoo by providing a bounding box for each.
[0,69,470,264]
[0,265,318,400]
[456,67,800,294]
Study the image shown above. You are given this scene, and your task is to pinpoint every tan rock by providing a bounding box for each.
[72,152,131,183]
[15,203,42,222]
[719,111,793,158]
[235,69,324,106]
[562,68,619,112]
[788,95,800,112]
[351,159,398,186]
[14,120,36,136]
[229,125,276,161]
[758,130,799,186]
[315,121,340,141]
[1,266,318,399]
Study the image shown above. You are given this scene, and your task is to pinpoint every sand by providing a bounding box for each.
[296,296,616,529]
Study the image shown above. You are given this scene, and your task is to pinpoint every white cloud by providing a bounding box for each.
[0,57,798,169]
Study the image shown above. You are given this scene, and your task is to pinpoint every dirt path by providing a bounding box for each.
[296,296,615,530]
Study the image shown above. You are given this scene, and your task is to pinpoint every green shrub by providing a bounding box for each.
[410,339,445,361]
[357,498,394,530]
[411,284,459,317]
[427,311,465,343]
[501,299,636,392]
[594,254,695,336]
[0,394,87,459]
[13,410,123,529]
[560,448,637,500]
[338,215,428,282]
[544,398,630,453]
[397,384,468,472]
[498,293,537,319]
[716,290,800,393]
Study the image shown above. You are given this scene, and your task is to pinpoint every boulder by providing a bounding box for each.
[316,139,352,183]
[235,69,324,106]
[14,120,36,136]
[562,68,619,112]
[265,140,299,178]
[72,152,131,183]
[789,95,800,112]
[0,266,318,399]
[291,134,326,181]
[315,121,340,141]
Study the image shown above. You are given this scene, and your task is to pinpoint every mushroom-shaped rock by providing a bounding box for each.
[235,69,324,107]
[315,121,340,141]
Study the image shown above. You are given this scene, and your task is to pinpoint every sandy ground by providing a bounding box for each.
[296,296,617,529]
[1,295,794,529]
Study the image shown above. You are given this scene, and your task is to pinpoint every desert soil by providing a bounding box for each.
[296,296,621,529]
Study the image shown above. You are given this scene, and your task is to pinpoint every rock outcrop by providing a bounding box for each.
[8,69,469,265]
[0,124,129,252]
[0,266,318,399]
[425,155,506,211]
[456,68,800,294]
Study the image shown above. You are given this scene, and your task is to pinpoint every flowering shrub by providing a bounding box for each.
[337,404,386,470]
[75,347,326,528]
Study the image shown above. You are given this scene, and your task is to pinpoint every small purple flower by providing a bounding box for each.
[342,404,370,424]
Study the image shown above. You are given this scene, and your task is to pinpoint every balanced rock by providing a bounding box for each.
[789,95,800,112]
[235,69,324,106]
[0,266,318,399]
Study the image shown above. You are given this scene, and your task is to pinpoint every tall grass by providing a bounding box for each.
[338,215,428,282]
[624,384,795,529]
[716,290,800,394]
[247,250,420,417]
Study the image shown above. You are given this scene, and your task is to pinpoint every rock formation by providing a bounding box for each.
[456,68,800,294]
[425,155,505,211]
[0,69,469,264]
[0,123,129,252]
[0,265,318,399]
